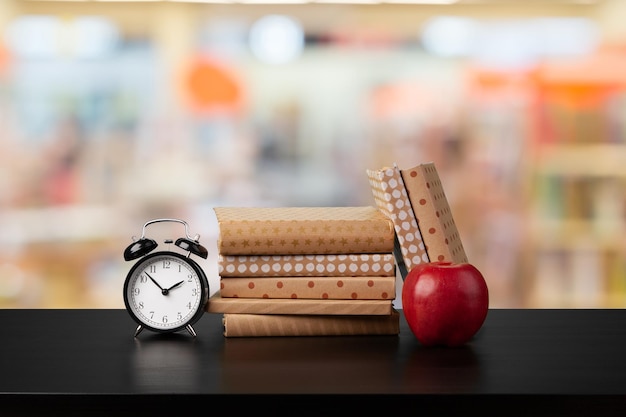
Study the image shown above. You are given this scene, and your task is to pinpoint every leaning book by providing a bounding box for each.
[366,165,430,276]
[399,162,468,264]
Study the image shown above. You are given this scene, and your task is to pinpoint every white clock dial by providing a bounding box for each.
[124,252,207,333]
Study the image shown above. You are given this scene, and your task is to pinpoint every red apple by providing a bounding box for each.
[402,261,489,347]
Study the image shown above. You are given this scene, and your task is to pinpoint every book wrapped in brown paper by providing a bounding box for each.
[214,206,394,255]
[366,165,430,276]
[400,162,468,263]
[222,310,400,337]
[218,253,396,277]
[219,276,396,300]
[206,293,394,315]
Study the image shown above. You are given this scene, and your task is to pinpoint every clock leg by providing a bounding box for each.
[186,324,197,337]
[134,325,143,337]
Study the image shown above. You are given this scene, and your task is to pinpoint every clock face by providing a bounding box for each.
[124,251,208,333]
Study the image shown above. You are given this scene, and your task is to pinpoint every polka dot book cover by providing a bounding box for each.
[366,165,430,275]
[218,276,396,300]
[218,253,396,278]
[399,162,468,264]
[367,162,468,279]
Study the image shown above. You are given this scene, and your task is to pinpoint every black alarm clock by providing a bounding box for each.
[122,218,209,337]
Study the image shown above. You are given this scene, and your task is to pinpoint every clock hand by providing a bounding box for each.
[167,280,184,291]
[145,272,168,295]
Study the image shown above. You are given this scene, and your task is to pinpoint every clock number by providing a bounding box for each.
[177,312,183,320]
[149,265,156,273]
[187,274,193,282]
[133,287,140,296]
[163,260,171,269]
[149,311,155,319]
[162,315,168,323]
[140,274,147,283]
[191,288,198,297]
[186,301,192,310]
[138,301,144,309]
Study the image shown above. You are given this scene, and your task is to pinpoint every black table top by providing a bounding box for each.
[2,308,626,415]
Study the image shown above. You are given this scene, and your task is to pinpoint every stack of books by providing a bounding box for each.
[206,206,401,337]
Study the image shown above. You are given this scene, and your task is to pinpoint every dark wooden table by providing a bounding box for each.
[2,308,626,416]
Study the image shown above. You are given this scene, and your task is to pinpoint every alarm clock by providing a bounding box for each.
[123,218,209,337]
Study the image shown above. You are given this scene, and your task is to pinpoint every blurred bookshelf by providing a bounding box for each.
[525,48,626,308]
[1,0,626,309]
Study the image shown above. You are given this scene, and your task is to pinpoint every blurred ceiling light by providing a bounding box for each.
[170,0,232,2]
[70,17,120,59]
[385,0,458,3]
[531,17,599,57]
[421,15,477,58]
[4,15,60,59]
[422,15,599,68]
[249,15,304,65]
[240,0,308,3]
[316,0,380,3]
[5,15,119,59]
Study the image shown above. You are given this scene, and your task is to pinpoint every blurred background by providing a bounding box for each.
[0,0,625,309]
